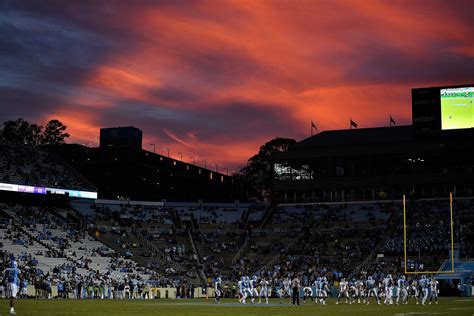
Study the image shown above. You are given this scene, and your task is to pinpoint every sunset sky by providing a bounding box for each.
[1,0,474,171]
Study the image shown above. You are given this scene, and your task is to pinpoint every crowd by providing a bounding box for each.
[0,143,95,191]
[1,197,472,301]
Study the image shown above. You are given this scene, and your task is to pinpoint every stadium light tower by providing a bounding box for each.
[149,143,155,153]
[224,167,228,175]
[164,148,170,157]
[214,163,218,172]
[177,152,183,161]
[202,160,207,169]
[189,156,195,165]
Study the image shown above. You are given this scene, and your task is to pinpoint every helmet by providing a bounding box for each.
[11,260,18,269]
[241,277,245,282]
[387,274,392,279]
[421,275,426,280]
[217,277,222,283]
[322,277,327,282]
[368,276,372,280]
[317,277,321,282]
[253,275,257,281]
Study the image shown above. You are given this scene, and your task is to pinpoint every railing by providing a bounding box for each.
[231,238,250,264]
[187,228,207,284]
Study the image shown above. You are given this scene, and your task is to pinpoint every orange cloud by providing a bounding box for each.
[3,0,473,171]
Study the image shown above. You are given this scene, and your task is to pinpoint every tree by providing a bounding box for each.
[239,137,296,202]
[2,118,43,145]
[25,123,43,146]
[41,119,70,145]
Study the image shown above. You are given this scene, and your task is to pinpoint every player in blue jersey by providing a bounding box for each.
[366,275,380,305]
[396,275,408,305]
[2,258,20,315]
[238,277,246,304]
[383,274,394,305]
[313,277,321,304]
[419,275,429,306]
[214,276,222,304]
[319,277,329,305]
[244,276,253,304]
[250,276,259,304]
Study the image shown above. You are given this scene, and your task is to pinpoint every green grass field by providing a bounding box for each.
[1,297,473,316]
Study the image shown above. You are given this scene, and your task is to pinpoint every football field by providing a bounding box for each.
[1,297,473,316]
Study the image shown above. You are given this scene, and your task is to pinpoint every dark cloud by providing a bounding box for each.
[343,39,474,85]
[0,86,61,122]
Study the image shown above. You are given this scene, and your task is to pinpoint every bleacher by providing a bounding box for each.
[0,143,95,191]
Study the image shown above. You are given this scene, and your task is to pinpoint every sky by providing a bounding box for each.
[1,0,474,171]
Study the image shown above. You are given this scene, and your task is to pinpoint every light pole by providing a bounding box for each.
[177,152,183,161]
[224,168,228,175]
[214,163,218,172]
[189,156,195,165]
[164,148,170,157]
[149,143,155,153]
[202,160,207,169]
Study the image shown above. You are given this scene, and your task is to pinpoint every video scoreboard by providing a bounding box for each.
[412,84,474,132]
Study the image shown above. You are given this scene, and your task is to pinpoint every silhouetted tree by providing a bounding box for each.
[239,137,296,202]
[1,118,70,146]
[2,118,43,145]
[41,119,70,145]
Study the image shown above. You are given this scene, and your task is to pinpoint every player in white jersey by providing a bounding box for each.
[366,276,380,305]
[419,275,429,306]
[283,277,291,299]
[249,276,259,304]
[302,286,313,304]
[355,279,365,303]
[214,277,222,304]
[428,277,439,305]
[336,278,350,304]
[258,278,269,304]
[408,279,420,304]
[238,277,247,304]
[383,274,394,305]
[348,281,357,304]
[277,286,285,304]
[396,275,408,305]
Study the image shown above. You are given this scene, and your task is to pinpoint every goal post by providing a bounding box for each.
[403,192,455,274]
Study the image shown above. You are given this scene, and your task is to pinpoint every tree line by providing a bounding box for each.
[0,118,70,146]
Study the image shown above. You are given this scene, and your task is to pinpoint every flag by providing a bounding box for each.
[390,115,396,126]
[350,119,358,129]
[310,120,318,136]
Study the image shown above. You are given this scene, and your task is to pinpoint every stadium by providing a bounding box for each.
[1,2,474,316]
[1,84,473,315]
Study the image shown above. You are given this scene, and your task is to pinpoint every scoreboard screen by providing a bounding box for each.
[440,87,474,130]
[412,84,474,132]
